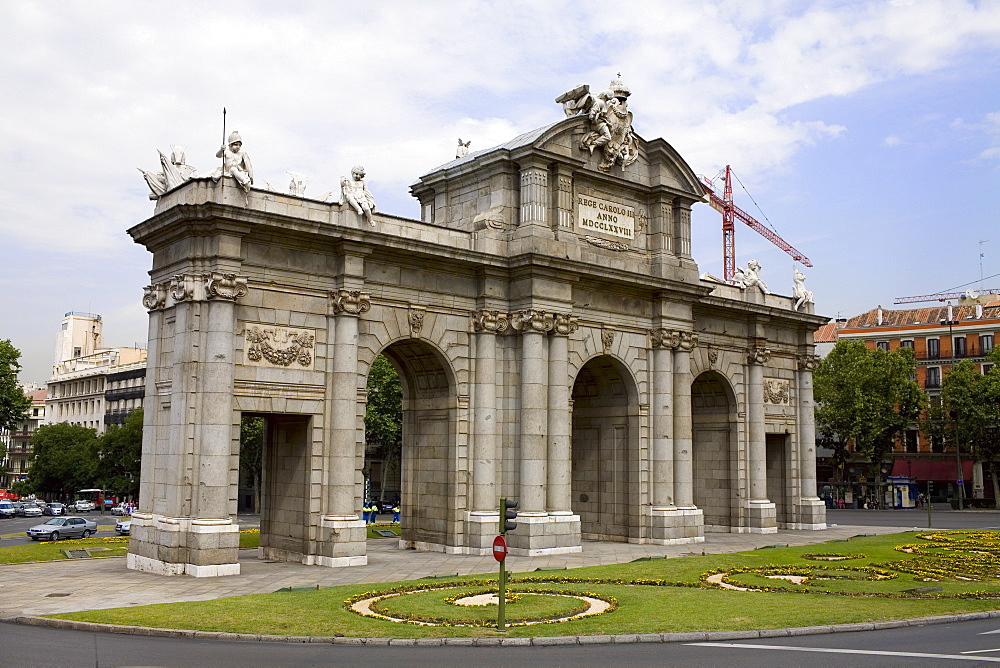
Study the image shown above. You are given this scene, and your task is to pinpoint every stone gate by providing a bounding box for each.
[127,80,827,576]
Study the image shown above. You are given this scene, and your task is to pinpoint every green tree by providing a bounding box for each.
[239,416,264,512]
[97,409,143,500]
[815,340,925,473]
[364,354,402,504]
[25,423,100,499]
[0,340,32,471]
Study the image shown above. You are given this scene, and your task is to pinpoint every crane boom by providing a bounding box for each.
[701,165,812,281]
[893,288,1000,304]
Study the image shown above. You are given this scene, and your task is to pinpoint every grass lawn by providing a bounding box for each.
[0,536,130,564]
[43,530,1000,638]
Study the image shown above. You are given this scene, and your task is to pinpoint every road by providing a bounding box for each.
[3,509,1000,665]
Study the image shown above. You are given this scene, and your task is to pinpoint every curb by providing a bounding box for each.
[6,610,1000,645]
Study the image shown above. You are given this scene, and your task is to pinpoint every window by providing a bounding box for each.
[876,341,889,351]
[900,340,914,349]
[926,367,941,388]
[931,434,945,453]
[927,339,940,359]
[985,364,995,376]
[73,347,81,358]
[983,335,994,354]
[954,336,967,357]
[904,430,918,453]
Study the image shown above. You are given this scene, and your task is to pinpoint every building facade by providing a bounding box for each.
[127,83,827,577]
[2,389,46,487]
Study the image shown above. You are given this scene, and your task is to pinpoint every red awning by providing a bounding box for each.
[891,460,973,482]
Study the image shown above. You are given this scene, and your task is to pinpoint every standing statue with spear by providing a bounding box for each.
[211,107,253,196]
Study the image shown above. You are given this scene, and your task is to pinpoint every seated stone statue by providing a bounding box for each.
[139,145,198,200]
[792,268,814,311]
[212,131,253,193]
[733,259,769,295]
[341,165,376,226]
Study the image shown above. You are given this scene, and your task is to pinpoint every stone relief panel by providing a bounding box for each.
[243,324,316,370]
[763,377,791,405]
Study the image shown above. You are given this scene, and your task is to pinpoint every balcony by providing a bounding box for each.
[104,388,145,403]
[912,345,988,361]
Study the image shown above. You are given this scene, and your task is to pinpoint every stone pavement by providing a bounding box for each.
[0,523,913,617]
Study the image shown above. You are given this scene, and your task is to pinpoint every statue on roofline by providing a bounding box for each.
[792,267,814,311]
[341,165,377,226]
[138,145,199,200]
[212,130,253,194]
[556,74,639,172]
[733,259,769,295]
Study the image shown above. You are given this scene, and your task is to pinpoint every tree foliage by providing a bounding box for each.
[0,339,31,433]
[239,416,264,512]
[364,354,402,502]
[814,340,925,470]
[97,409,143,500]
[25,423,100,499]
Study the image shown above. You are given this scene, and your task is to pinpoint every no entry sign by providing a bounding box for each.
[493,535,507,562]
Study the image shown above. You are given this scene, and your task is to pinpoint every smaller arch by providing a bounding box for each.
[691,370,739,530]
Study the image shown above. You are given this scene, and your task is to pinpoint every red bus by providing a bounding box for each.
[0,489,19,501]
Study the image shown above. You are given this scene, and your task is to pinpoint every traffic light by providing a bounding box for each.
[500,497,518,534]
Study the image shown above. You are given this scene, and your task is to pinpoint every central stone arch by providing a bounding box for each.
[571,355,640,541]
[691,371,738,530]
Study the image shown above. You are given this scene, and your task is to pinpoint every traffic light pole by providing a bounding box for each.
[498,549,507,631]
[497,495,517,632]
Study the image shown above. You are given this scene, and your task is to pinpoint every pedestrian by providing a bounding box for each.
[393,504,400,523]
[362,502,371,525]
[370,502,378,525]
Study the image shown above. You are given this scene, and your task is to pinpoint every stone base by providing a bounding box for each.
[646,506,705,544]
[745,500,778,534]
[505,512,582,556]
[463,510,501,555]
[126,513,241,577]
[789,497,828,530]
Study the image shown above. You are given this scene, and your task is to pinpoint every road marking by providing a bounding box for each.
[963,648,1000,654]
[979,629,1000,635]
[686,642,1000,662]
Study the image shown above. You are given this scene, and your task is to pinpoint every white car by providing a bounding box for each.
[21,503,43,517]
[73,500,96,512]
[115,520,131,535]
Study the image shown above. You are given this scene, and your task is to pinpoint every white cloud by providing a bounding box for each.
[883,135,904,147]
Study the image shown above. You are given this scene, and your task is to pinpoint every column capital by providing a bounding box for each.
[650,328,698,351]
[551,313,579,336]
[512,309,554,333]
[329,289,371,317]
[472,309,510,334]
[797,353,821,371]
[205,272,248,302]
[747,346,772,365]
[142,283,167,311]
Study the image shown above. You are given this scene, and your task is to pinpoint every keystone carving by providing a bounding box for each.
[601,328,615,351]
[707,347,719,367]
[330,289,371,316]
[408,307,425,338]
[472,309,510,334]
[205,272,248,301]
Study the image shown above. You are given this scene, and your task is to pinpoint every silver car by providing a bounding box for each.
[26,516,97,541]
[21,503,42,518]
[115,520,131,535]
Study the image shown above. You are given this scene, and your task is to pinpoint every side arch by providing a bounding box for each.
[691,370,739,530]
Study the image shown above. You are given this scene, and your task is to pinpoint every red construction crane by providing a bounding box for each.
[893,288,1000,305]
[701,165,812,282]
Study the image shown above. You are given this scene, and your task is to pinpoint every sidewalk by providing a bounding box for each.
[0,523,914,617]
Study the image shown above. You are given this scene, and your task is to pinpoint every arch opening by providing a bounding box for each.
[691,371,737,530]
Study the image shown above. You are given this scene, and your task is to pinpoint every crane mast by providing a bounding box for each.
[701,165,812,282]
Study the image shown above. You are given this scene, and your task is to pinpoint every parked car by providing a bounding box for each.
[111,503,132,516]
[26,516,97,541]
[0,501,14,518]
[11,502,25,516]
[21,503,42,518]
[115,520,131,536]
[43,503,67,516]
[73,500,96,512]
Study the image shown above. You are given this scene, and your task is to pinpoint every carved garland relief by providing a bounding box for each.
[244,325,315,370]
[763,378,791,405]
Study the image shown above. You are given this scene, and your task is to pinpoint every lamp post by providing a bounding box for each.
[941,316,964,511]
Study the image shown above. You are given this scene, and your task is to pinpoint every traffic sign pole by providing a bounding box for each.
[498,556,507,631]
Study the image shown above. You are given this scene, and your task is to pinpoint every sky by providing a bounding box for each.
[2,0,999,384]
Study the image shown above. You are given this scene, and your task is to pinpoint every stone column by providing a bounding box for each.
[466,309,508,551]
[648,329,675,509]
[547,313,578,513]
[672,330,697,508]
[516,310,550,513]
[315,288,369,566]
[795,353,826,528]
[746,345,777,533]
[127,271,245,577]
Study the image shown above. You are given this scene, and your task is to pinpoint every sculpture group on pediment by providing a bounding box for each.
[733,260,769,295]
[556,75,639,172]
[139,145,199,200]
